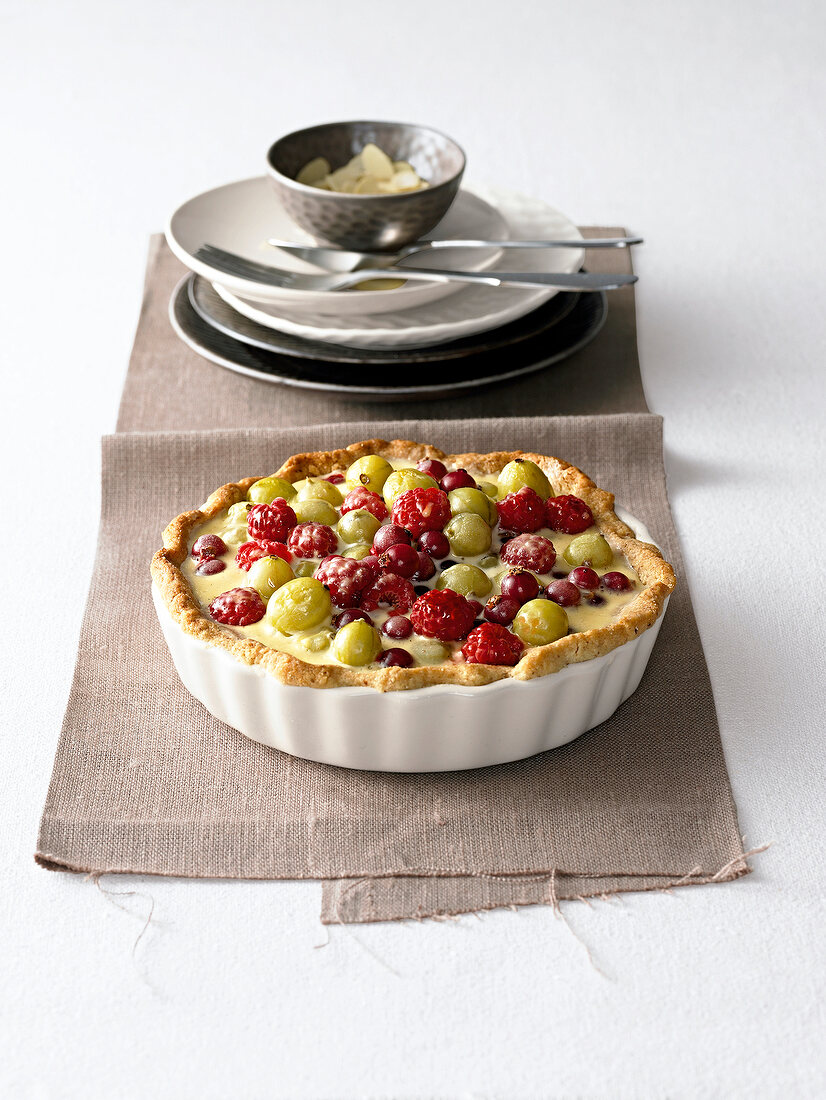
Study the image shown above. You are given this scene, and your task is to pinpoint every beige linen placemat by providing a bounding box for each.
[36,417,750,923]
[116,230,648,432]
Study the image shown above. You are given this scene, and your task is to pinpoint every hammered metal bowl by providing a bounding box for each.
[265,120,466,252]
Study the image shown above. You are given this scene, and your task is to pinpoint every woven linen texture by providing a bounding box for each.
[36,417,749,923]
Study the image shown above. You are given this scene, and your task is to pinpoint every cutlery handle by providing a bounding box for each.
[351,267,637,292]
[410,236,642,252]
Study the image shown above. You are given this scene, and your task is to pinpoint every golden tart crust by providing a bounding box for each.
[151,440,676,692]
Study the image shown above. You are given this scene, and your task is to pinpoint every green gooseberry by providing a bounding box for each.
[477,480,498,498]
[333,620,381,666]
[337,509,380,545]
[246,555,294,599]
[512,599,568,646]
[563,532,613,568]
[292,498,338,526]
[266,577,331,634]
[247,476,296,505]
[221,501,254,547]
[226,501,253,524]
[296,479,343,506]
[478,554,500,571]
[294,561,317,578]
[342,542,374,560]
[345,454,394,495]
[301,631,332,653]
[408,638,450,665]
[448,487,497,525]
[498,459,552,500]
[444,513,492,558]
[437,564,493,600]
[382,468,439,509]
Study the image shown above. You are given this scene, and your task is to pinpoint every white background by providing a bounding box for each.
[3,1,826,1096]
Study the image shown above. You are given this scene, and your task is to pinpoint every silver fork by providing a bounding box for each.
[267,235,642,273]
[194,244,636,293]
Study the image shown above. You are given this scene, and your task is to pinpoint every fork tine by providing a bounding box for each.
[194,245,297,286]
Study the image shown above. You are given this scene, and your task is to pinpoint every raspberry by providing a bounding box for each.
[392,486,451,539]
[461,622,524,666]
[208,587,266,626]
[325,473,345,484]
[340,487,388,521]
[235,541,292,571]
[496,487,547,534]
[409,588,476,641]
[192,534,227,561]
[287,522,338,559]
[247,499,296,544]
[545,495,594,534]
[360,572,416,613]
[500,533,557,574]
[315,554,378,607]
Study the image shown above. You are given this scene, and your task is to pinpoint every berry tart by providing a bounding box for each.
[151,440,676,771]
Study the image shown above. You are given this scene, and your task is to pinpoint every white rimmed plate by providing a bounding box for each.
[166,177,508,316]
[153,508,664,773]
[214,185,585,349]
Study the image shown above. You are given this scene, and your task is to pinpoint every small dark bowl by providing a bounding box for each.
[266,120,466,252]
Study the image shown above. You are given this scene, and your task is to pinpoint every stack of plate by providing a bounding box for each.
[166,178,607,400]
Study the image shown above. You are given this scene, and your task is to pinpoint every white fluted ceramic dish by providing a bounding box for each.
[166,177,508,316]
[214,184,585,349]
[153,509,665,773]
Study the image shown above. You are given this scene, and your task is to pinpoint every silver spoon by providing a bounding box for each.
[267,236,642,273]
[194,244,636,293]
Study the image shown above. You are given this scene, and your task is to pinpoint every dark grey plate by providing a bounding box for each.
[169,274,607,402]
[188,274,581,366]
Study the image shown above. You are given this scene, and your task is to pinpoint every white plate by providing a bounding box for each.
[214,185,585,349]
[166,177,508,316]
[153,508,664,773]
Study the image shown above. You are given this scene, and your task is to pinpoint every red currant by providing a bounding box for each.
[603,571,633,591]
[569,566,600,590]
[378,543,419,579]
[192,534,227,560]
[500,568,540,604]
[416,458,447,481]
[371,524,413,555]
[484,595,521,626]
[546,579,581,606]
[381,615,413,639]
[196,558,226,576]
[412,552,436,581]
[333,608,374,629]
[376,648,415,668]
[418,530,450,559]
[440,469,476,492]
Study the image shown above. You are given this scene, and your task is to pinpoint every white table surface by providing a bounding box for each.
[3,1,825,1096]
